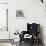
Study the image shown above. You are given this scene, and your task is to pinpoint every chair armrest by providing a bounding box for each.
[22,31,28,35]
[19,34,24,41]
[19,31,27,41]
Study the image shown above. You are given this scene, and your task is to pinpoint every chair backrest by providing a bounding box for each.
[27,23,40,35]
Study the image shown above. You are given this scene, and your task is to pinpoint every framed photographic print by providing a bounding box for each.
[16,9,27,18]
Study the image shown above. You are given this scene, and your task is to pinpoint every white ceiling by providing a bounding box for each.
[0,0,8,3]
[44,0,46,2]
[0,0,46,4]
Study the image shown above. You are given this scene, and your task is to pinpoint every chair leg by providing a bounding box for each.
[20,41,21,45]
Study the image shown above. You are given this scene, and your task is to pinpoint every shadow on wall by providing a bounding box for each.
[40,25,45,46]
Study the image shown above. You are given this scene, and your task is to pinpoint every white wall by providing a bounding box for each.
[9,0,46,46]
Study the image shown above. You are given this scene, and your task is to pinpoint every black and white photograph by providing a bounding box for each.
[0,0,46,46]
[16,10,24,17]
[16,9,26,18]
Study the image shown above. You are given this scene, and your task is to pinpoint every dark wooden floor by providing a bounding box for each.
[19,41,43,46]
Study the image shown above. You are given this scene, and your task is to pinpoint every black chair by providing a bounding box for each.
[19,23,40,45]
[27,23,40,43]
